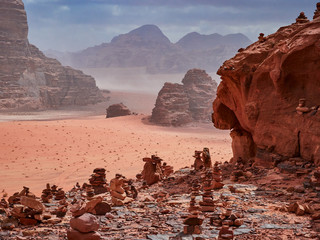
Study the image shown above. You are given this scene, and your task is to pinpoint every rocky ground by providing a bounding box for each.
[1,160,319,240]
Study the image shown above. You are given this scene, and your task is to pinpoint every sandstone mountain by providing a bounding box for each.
[212,10,320,166]
[0,0,103,110]
[47,25,251,74]
[151,69,217,126]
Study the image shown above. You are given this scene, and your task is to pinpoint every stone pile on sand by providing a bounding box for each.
[89,168,108,195]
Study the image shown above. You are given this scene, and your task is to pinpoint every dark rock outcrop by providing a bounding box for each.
[151,69,217,126]
[212,7,320,165]
[0,0,103,110]
[106,103,131,118]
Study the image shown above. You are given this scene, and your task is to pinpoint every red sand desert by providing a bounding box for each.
[0,114,232,196]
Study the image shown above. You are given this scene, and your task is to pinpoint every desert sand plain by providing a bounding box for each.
[0,91,232,197]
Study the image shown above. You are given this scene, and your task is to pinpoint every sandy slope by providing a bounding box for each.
[0,115,232,196]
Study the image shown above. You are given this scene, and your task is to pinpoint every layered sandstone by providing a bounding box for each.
[212,9,320,165]
[151,83,192,126]
[0,0,102,110]
[182,69,217,121]
[151,69,217,126]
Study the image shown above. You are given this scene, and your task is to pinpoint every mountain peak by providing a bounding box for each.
[111,24,171,46]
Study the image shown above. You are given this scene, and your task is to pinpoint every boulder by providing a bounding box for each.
[20,196,44,212]
[70,213,99,233]
[106,103,131,118]
[67,229,101,240]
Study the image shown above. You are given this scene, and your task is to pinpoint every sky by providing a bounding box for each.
[24,0,318,52]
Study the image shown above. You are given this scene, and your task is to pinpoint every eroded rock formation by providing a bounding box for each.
[151,69,217,126]
[0,0,102,110]
[106,103,131,118]
[212,8,320,165]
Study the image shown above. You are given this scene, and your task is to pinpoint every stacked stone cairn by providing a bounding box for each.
[141,155,163,185]
[55,199,68,218]
[162,162,174,178]
[211,207,244,239]
[296,12,309,23]
[8,186,35,205]
[199,170,216,212]
[10,191,45,227]
[218,225,234,240]
[85,185,95,199]
[89,168,108,195]
[314,2,320,19]
[212,162,224,190]
[41,184,53,203]
[193,150,204,170]
[183,180,203,235]
[110,174,126,206]
[313,167,320,190]
[55,188,65,200]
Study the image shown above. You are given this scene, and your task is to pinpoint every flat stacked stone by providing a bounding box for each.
[110,174,126,206]
[86,185,95,199]
[199,170,216,212]
[210,207,244,228]
[89,168,108,195]
[212,162,224,190]
[218,225,234,240]
[41,184,53,203]
[54,188,65,200]
[193,150,204,170]
[10,195,45,226]
[183,180,203,234]
[161,162,174,178]
[314,2,320,19]
[296,12,309,23]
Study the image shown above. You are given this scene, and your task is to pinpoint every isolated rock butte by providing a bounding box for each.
[0,0,103,110]
[151,69,217,126]
[212,14,320,165]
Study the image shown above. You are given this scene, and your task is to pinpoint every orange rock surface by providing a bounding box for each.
[213,15,320,165]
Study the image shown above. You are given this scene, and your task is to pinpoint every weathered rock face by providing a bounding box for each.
[182,69,217,121]
[106,103,131,118]
[151,69,217,126]
[151,82,192,126]
[0,0,102,110]
[212,11,320,165]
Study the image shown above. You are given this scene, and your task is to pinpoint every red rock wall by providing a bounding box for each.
[213,17,320,165]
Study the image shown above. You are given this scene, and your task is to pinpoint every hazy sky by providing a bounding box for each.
[24,0,318,52]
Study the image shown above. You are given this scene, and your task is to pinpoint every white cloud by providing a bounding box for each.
[59,5,70,12]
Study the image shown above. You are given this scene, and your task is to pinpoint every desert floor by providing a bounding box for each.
[0,114,232,197]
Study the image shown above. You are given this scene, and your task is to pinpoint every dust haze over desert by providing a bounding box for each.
[1,0,320,239]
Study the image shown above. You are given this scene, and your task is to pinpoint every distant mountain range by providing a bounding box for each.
[45,24,252,74]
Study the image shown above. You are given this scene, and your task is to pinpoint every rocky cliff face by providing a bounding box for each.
[151,69,217,126]
[212,10,320,166]
[0,0,102,110]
